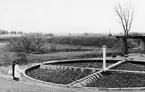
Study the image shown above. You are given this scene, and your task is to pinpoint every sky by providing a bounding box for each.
[0,0,144,34]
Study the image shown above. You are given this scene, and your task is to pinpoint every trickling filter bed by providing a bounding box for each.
[26,60,145,88]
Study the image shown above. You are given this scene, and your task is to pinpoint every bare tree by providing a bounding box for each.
[114,4,134,55]
[5,34,45,54]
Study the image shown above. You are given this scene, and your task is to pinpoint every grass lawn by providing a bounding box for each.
[43,44,100,51]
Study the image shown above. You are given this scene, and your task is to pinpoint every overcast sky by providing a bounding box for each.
[0,0,144,34]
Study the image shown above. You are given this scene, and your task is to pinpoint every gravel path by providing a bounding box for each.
[0,78,75,92]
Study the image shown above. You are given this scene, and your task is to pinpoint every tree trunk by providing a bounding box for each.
[123,32,128,55]
[124,38,128,55]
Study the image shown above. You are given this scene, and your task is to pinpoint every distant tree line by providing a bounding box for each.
[128,32,143,36]
[0,29,55,37]
[45,33,54,37]
[0,30,23,35]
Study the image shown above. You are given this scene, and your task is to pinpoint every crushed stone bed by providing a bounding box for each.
[86,71,145,88]
[112,61,145,71]
[26,67,98,84]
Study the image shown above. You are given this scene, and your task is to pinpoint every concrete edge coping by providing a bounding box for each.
[23,58,145,90]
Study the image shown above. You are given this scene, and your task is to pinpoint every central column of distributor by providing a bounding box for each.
[102,45,107,71]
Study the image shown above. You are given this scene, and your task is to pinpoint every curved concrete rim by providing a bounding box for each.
[24,58,145,90]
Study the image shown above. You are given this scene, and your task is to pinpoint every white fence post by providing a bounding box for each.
[102,45,107,71]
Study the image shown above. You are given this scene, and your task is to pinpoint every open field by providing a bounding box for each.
[43,43,100,51]
[0,36,122,66]
[0,35,143,68]
[47,36,119,48]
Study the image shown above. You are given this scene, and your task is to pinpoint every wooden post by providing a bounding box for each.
[102,45,107,71]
